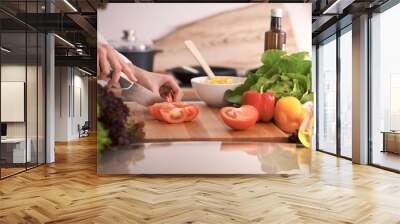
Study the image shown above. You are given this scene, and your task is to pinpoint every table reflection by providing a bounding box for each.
[98,142,311,175]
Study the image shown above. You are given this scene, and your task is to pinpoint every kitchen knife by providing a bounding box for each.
[98,72,165,106]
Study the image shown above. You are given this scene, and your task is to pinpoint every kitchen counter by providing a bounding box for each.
[126,101,289,143]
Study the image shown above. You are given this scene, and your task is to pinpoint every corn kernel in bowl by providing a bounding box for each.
[207,76,235,84]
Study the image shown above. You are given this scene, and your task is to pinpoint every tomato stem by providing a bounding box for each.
[260,85,264,93]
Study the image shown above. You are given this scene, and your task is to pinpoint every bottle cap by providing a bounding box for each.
[271,8,283,17]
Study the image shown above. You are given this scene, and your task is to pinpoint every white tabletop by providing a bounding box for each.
[98,141,311,175]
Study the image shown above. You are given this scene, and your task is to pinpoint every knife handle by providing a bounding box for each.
[105,72,134,90]
[118,72,134,89]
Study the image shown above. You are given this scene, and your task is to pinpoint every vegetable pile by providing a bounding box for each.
[224,49,313,105]
[97,85,145,152]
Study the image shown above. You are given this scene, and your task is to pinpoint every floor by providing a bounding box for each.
[373,150,400,171]
[1,163,43,178]
[0,136,400,223]
[1,167,24,178]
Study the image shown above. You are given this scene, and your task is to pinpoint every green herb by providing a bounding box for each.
[97,122,111,153]
[97,85,145,151]
[224,49,313,104]
[97,104,111,155]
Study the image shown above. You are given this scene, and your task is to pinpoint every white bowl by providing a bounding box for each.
[191,76,245,107]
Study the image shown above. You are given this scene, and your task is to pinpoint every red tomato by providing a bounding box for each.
[149,102,199,123]
[220,105,259,130]
[171,102,187,107]
[171,102,199,122]
[182,105,199,122]
[243,91,275,122]
[149,102,174,121]
[149,105,162,121]
[160,107,186,124]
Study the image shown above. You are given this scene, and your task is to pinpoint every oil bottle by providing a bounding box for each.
[264,8,287,51]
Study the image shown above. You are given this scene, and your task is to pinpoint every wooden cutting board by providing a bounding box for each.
[126,102,289,143]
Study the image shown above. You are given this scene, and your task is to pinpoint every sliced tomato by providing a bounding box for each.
[182,105,199,122]
[160,107,186,124]
[171,102,199,122]
[149,102,199,123]
[171,102,191,109]
[149,102,174,121]
[149,105,162,121]
[220,105,259,130]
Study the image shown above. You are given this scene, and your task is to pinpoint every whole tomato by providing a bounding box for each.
[243,90,275,122]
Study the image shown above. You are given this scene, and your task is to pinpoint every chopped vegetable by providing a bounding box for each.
[224,49,313,105]
[173,102,199,122]
[148,102,199,123]
[220,105,259,130]
[160,107,186,124]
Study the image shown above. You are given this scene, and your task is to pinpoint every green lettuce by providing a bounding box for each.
[224,49,313,104]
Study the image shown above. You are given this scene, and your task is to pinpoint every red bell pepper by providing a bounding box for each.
[242,89,275,122]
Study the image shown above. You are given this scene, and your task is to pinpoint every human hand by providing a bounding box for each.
[145,72,183,101]
[130,65,183,101]
[97,43,137,87]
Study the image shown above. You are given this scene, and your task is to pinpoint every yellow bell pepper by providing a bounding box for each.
[274,96,305,133]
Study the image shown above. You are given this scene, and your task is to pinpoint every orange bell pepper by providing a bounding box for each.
[274,96,305,133]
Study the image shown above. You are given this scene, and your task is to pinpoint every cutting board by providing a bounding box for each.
[126,102,289,143]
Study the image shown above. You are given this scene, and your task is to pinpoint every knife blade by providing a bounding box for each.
[120,81,165,106]
[99,72,165,107]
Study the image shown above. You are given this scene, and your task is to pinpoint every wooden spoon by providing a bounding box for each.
[184,40,216,79]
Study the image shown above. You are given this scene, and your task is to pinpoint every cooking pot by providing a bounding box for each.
[169,66,237,87]
[114,29,162,72]
[118,48,162,72]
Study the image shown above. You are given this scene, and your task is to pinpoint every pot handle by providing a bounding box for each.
[153,49,163,54]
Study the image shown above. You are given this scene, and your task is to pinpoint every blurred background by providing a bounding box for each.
[98,3,311,73]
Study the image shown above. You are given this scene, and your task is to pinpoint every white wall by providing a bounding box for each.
[1,65,33,138]
[55,66,69,141]
[71,73,89,138]
[54,67,89,141]
[285,4,312,53]
[1,64,46,164]
[98,3,311,53]
[99,3,252,44]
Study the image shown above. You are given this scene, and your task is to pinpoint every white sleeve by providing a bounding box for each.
[98,33,132,64]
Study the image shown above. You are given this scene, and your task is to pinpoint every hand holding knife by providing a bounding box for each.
[98,72,165,106]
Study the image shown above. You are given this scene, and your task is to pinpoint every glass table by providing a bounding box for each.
[98,142,311,175]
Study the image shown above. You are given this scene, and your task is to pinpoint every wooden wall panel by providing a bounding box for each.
[154,4,298,72]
